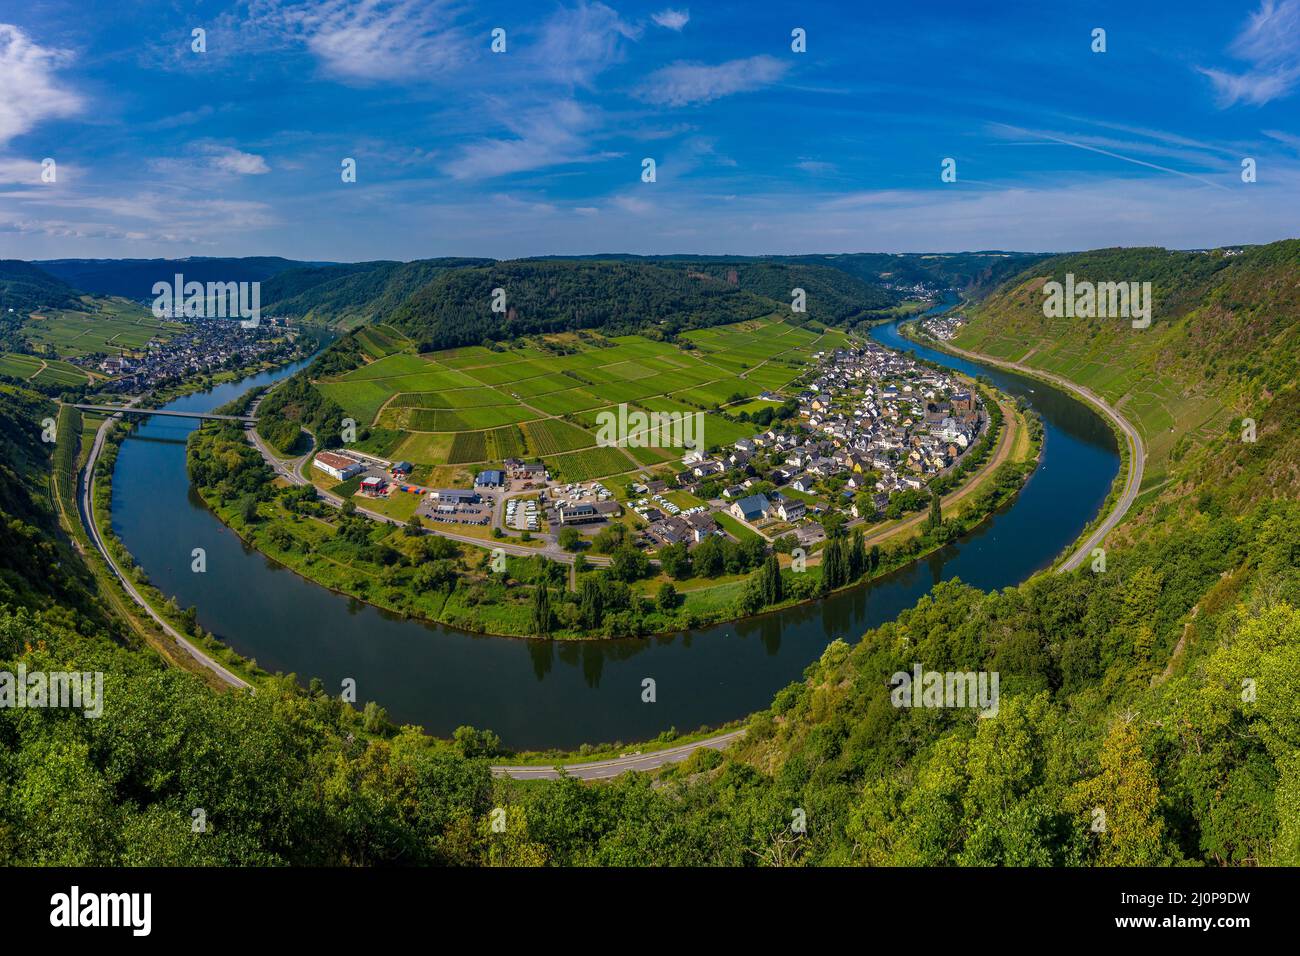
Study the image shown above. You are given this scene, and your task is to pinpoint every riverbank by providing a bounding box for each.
[69,350,326,690]
[183,373,1040,641]
[104,310,1117,750]
[900,320,1144,571]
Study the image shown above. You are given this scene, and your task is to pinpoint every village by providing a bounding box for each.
[303,337,987,562]
[919,311,967,340]
[89,315,297,393]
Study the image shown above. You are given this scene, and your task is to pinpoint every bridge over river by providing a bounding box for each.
[71,404,256,424]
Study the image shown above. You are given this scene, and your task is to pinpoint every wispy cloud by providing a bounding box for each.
[444,99,617,180]
[1198,0,1300,106]
[203,145,271,175]
[0,24,81,147]
[636,55,788,106]
[535,1,640,87]
[794,158,836,174]
[651,8,690,31]
[279,0,470,82]
[175,0,473,84]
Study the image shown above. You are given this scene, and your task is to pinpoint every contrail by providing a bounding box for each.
[992,123,1231,190]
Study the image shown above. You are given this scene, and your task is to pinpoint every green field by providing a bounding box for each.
[314,316,835,478]
[22,298,177,357]
[0,352,92,386]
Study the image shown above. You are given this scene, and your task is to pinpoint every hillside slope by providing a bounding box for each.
[260,258,493,328]
[388,258,892,350]
[951,242,1299,497]
[0,260,82,316]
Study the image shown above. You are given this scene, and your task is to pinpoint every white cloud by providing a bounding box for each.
[651,9,690,31]
[1199,0,1300,106]
[290,0,468,82]
[201,0,470,84]
[0,24,81,147]
[203,145,271,175]
[444,100,618,180]
[535,1,640,87]
[636,55,788,106]
[0,157,47,184]
[613,195,652,214]
[1264,128,1300,152]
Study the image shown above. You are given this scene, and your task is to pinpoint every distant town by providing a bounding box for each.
[90,315,299,393]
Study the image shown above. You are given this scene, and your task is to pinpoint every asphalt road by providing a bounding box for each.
[78,409,251,689]
[923,339,1146,573]
[490,729,748,780]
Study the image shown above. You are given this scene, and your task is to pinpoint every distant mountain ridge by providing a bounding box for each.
[35,256,327,300]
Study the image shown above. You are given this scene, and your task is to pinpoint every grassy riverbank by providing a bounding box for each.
[183,379,1041,640]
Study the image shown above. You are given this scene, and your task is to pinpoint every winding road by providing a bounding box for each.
[80,322,1144,782]
[78,409,251,689]
[490,729,748,780]
[917,337,1146,573]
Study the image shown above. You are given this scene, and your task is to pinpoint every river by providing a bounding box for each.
[108,299,1118,749]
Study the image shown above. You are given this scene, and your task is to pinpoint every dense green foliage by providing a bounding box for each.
[0,260,81,316]
[36,256,309,300]
[255,374,348,452]
[390,259,890,351]
[261,258,493,325]
[3,243,1297,867]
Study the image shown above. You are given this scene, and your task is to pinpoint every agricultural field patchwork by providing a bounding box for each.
[0,352,93,386]
[314,316,835,476]
[20,298,177,357]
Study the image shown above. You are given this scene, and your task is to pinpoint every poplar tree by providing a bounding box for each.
[766,553,783,605]
[579,576,604,629]
[849,528,866,580]
[532,576,552,637]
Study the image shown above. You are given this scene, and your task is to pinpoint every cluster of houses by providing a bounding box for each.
[644,510,722,548]
[633,341,985,552]
[790,344,983,499]
[88,316,290,393]
[920,313,966,340]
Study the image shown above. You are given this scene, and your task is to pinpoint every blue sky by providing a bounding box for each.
[1,0,1298,260]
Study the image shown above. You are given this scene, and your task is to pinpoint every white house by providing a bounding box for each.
[776,499,806,522]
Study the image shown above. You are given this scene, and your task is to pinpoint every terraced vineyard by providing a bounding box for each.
[0,352,94,386]
[315,315,846,479]
[22,297,178,357]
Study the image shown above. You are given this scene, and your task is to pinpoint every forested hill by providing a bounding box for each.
[388,259,891,351]
[0,260,82,315]
[950,241,1300,502]
[529,251,1047,296]
[259,258,493,328]
[255,252,1045,343]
